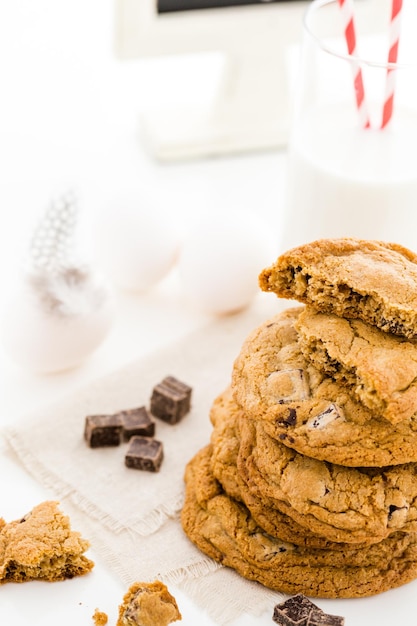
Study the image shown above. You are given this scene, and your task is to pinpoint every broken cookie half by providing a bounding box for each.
[0,500,94,583]
[259,238,417,339]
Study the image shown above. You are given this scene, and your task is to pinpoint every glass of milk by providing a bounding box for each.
[283,0,417,252]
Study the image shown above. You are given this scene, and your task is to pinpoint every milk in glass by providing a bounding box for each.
[282,0,417,253]
[284,104,417,250]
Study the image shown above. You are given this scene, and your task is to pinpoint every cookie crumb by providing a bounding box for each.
[93,608,108,625]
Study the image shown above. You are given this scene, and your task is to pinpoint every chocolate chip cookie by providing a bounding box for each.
[238,410,417,545]
[210,387,374,550]
[259,238,417,339]
[181,445,417,598]
[232,307,417,467]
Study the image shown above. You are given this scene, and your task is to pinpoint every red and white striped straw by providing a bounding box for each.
[381,0,403,129]
[338,0,371,129]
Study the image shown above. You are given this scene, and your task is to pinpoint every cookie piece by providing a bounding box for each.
[210,388,372,550]
[232,308,417,466]
[259,238,417,338]
[238,410,417,544]
[116,580,182,626]
[296,306,417,424]
[181,446,417,598]
[0,500,94,583]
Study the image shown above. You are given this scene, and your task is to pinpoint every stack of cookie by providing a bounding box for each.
[181,238,417,598]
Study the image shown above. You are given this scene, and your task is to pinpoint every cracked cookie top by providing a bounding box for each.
[232,307,417,466]
[237,412,417,545]
[181,445,417,598]
[259,238,417,339]
[209,387,394,550]
[295,306,417,424]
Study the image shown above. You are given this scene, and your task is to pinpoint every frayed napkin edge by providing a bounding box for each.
[3,426,185,537]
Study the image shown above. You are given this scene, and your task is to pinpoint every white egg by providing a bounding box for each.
[178,210,278,315]
[93,190,181,291]
[1,270,114,374]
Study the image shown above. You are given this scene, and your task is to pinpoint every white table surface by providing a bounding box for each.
[0,2,283,624]
[1,2,417,625]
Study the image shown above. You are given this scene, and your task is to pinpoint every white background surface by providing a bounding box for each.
[0,2,416,625]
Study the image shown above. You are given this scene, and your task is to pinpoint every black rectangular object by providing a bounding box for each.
[158,0,301,13]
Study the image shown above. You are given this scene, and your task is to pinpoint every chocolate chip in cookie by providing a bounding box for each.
[306,404,345,430]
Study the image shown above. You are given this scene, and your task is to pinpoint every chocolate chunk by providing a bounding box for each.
[307,611,344,626]
[119,407,155,441]
[273,594,320,625]
[306,404,345,430]
[150,376,192,424]
[253,533,295,561]
[125,436,164,472]
[84,414,123,448]
[273,595,345,626]
[283,407,297,426]
[387,503,409,527]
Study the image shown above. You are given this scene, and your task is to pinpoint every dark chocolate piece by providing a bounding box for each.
[125,436,164,472]
[120,407,155,441]
[150,376,192,424]
[273,594,322,626]
[307,612,345,626]
[84,414,123,448]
